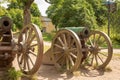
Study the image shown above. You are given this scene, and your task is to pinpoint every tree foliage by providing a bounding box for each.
[46,0,107,29]
[110,2,120,40]
[87,0,107,26]
[0,0,41,31]
[0,6,8,16]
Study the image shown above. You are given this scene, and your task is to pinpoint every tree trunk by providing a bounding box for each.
[55,25,58,31]
[23,0,34,26]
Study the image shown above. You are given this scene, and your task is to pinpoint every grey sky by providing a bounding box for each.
[34,0,50,16]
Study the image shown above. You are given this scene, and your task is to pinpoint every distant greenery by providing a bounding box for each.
[43,32,56,42]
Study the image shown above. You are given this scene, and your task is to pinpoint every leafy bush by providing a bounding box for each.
[8,67,22,80]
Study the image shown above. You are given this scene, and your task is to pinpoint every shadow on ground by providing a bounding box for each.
[37,64,105,80]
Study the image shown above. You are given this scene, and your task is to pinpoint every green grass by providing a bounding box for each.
[43,32,55,42]
[8,67,22,80]
[113,44,120,48]
[114,53,120,57]
[112,42,120,48]
[104,67,112,72]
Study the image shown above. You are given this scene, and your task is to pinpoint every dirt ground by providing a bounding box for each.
[37,55,120,80]
[13,42,120,80]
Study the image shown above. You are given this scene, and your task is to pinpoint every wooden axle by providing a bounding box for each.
[0,46,12,51]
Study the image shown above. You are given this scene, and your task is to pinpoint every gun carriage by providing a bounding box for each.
[0,16,43,75]
[44,27,113,72]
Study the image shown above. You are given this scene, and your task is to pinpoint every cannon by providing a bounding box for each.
[0,16,43,75]
[43,27,113,72]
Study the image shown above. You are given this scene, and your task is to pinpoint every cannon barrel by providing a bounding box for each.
[0,16,12,33]
[65,27,90,38]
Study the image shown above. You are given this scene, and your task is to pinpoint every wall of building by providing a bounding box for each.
[41,16,55,33]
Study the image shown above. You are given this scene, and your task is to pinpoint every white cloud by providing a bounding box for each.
[0,2,9,8]
[34,0,50,16]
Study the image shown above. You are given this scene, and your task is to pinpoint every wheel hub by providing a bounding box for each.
[90,46,100,55]
[63,46,70,55]
[18,42,28,53]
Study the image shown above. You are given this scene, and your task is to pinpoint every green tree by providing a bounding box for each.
[0,6,8,16]
[7,0,23,9]
[87,0,107,26]
[0,0,41,31]
[46,0,64,30]
[7,0,41,17]
[8,0,41,26]
[46,0,97,29]
[17,0,34,26]
[31,3,41,17]
[110,2,120,40]
[6,9,23,30]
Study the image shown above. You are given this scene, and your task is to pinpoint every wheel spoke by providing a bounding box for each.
[56,54,64,62]
[69,52,77,59]
[19,54,24,65]
[28,54,34,66]
[23,55,27,69]
[95,35,101,45]
[66,57,69,70]
[26,55,30,71]
[97,34,101,40]
[66,34,71,46]
[28,34,36,45]
[99,52,108,57]
[53,51,63,54]
[91,54,94,65]
[68,55,74,66]
[97,54,104,63]
[69,48,77,52]
[69,40,75,48]
[30,43,38,48]
[54,44,63,49]
[57,37,64,47]
[95,55,98,65]
[87,53,92,59]
[58,56,65,65]
[62,34,67,46]
[29,50,37,57]
[89,38,94,47]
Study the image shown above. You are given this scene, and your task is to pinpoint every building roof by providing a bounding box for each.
[41,16,51,22]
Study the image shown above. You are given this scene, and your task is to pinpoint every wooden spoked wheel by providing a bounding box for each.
[85,31,113,69]
[17,24,43,75]
[52,29,83,72]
